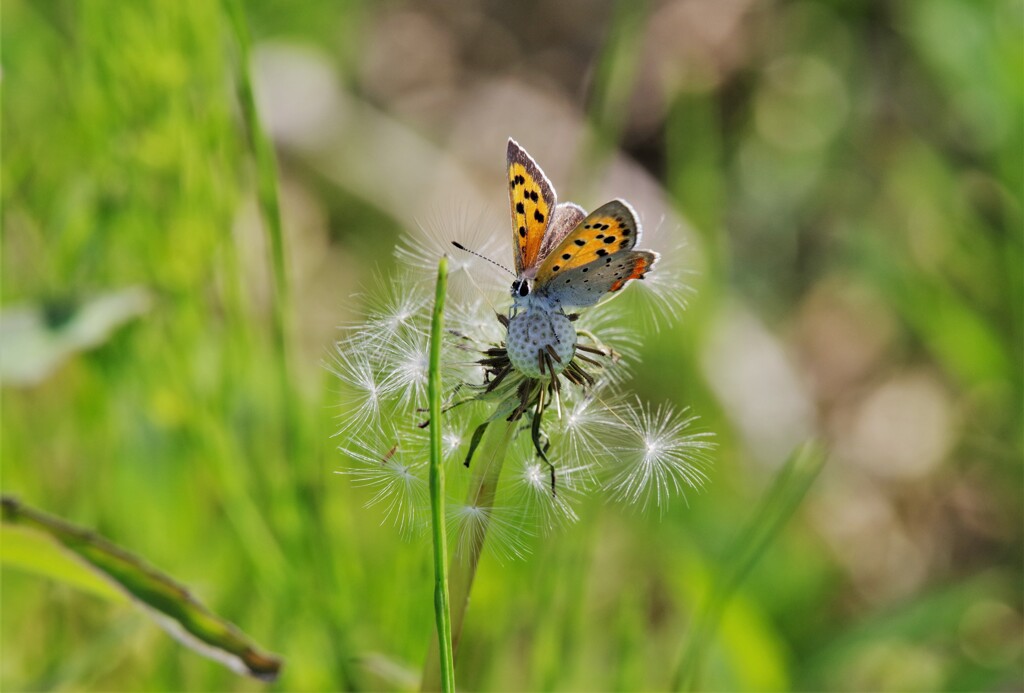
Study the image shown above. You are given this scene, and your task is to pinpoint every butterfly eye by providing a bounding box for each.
[511,279,530,297]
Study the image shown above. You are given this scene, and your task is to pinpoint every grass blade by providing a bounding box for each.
[1,496,283,681]
[672,442,827,691]
[223,0,298,444]
[427,256,456,692]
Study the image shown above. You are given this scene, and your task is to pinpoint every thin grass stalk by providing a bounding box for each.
[223,0,297,446]
[574,0,649,189]
[427,257,455,692]
[421,419,517,691]
[671,442,827,691]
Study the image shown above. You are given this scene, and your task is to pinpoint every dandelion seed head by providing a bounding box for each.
[331,148,713,556]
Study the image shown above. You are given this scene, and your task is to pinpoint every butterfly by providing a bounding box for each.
[506,138,657,309]
[498,139,658,379]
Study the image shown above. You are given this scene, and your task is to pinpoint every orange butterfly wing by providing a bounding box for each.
[534,200,641,282]
[508,139,556,274]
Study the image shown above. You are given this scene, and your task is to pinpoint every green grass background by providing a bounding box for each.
[2,0,1021,690]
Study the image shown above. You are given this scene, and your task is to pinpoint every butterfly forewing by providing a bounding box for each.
[534,200,641,283]
[508,139,556,274]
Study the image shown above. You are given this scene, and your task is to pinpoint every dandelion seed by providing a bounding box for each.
[397,209,508,300]
[606,400,716,514]
[379,329,431,410]
[508,456,583,530]
[352,277,430,345]
[554,387,628,476]
[624,236,695,333]
[447,297,506,352]
[326,346,386,435]
[337,433,429,535]
[442,426,463,460]
[448,501,530,563]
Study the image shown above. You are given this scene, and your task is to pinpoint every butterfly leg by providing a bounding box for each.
[483,364,513,393]
[416,384,474,428]
[546,313,561,345]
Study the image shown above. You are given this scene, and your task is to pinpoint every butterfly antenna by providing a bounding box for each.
[451,242,515,276]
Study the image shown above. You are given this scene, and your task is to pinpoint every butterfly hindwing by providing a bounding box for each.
[534,200,641,283]
[508,139,556,274]
[539,250,658,307]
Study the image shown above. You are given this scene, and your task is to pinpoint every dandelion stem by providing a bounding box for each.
[427,257,455,692]
[421,419,516,691]
[671,442,826,691]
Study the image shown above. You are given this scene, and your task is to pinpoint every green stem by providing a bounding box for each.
[671,442,826,691]
[427,257,455,693]
[421,419,517,691]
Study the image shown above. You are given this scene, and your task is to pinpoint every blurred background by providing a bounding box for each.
[2,0,1021,690]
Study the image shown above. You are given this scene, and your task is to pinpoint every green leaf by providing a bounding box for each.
[1,496,282,682]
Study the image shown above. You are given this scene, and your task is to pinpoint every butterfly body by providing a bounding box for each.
[503,139,657,378]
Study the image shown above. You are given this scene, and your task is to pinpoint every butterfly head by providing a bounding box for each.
[511,273,555,313]
[510,277,531,300]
